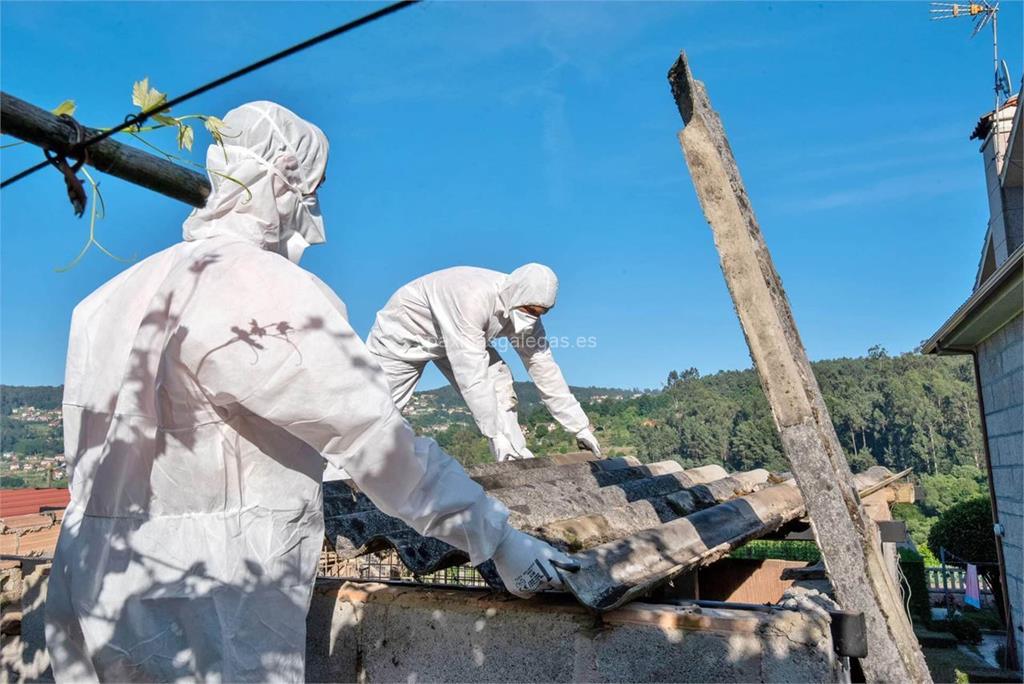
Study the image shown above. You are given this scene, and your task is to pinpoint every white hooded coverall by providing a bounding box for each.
[366,265,591,460]
[45,102,515,682]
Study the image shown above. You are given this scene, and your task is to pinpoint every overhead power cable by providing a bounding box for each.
[1,0,419,189]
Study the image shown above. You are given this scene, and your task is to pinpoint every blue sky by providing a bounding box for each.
[2,1,1021,390]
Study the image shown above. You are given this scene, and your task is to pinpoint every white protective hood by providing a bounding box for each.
[499,263,558,312]
[183,101,328,263]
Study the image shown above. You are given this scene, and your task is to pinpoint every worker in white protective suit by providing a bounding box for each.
[45,101,575,683]
[366,265,601,462]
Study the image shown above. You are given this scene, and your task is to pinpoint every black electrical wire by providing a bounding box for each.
[1,0,419,189]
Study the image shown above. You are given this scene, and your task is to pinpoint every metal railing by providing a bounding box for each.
[318,542,487,588]
[926,566,992,593]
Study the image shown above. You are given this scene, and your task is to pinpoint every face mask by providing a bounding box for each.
[511,309,539,334]
[243,147,327,249]
[283,231,311,264]
[296,193,325,245]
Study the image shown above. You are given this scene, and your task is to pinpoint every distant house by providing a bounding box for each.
[924,91,1023,670]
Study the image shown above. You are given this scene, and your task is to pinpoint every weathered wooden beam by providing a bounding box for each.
[1,92,210,207]
[667,53,932,683]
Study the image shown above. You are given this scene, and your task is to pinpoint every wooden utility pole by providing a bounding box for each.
[667,52,932,683]
[1,92,210,207]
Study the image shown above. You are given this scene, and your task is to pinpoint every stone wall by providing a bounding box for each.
[2,573,844,683]
[305,580,844,683]
[1,508,63,682]
[1,560,52,683]
[978,312,1024,663]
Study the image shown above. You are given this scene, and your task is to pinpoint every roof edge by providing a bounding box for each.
[923,245,1024,354]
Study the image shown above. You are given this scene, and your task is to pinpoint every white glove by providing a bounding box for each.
[576,427,602,457]
[491,528,578,598]
[490,434,532,462]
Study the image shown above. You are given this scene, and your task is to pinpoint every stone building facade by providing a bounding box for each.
[977,313,1023,664]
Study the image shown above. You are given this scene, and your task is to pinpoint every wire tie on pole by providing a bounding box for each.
[43,114,90,218]
[123,113,145,133]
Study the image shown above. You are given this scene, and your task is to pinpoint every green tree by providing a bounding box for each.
[928,496,1004,622]
[892,502,939,565]
[433,425,491,467]
[727,416,786,471]
[919,465,987,516]
[846,448,877,474]
[631,421,681,464]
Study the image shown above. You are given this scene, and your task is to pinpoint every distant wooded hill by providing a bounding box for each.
[1,385,62,415]
[602,350,982,478]
[1,350,981,479]
[416,382,643,412]
[404,349,983,485]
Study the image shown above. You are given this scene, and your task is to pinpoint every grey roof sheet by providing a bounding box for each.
[322,453,901,612]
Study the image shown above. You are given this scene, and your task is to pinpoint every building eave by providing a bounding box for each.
[923,245,1024,355]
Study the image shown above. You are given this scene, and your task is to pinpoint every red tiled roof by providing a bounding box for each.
[0,488,70,518]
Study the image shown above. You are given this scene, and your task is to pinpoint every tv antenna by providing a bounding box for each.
[933,2,1011,163]
[931,2,1013,116]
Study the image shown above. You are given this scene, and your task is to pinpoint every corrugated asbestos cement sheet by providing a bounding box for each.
[323,453,898,612]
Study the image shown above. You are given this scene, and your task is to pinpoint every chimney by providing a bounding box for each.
[972,96,1022,285]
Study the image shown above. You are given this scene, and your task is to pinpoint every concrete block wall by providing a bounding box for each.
[305,580,843,683]
[978,312,1024,664]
